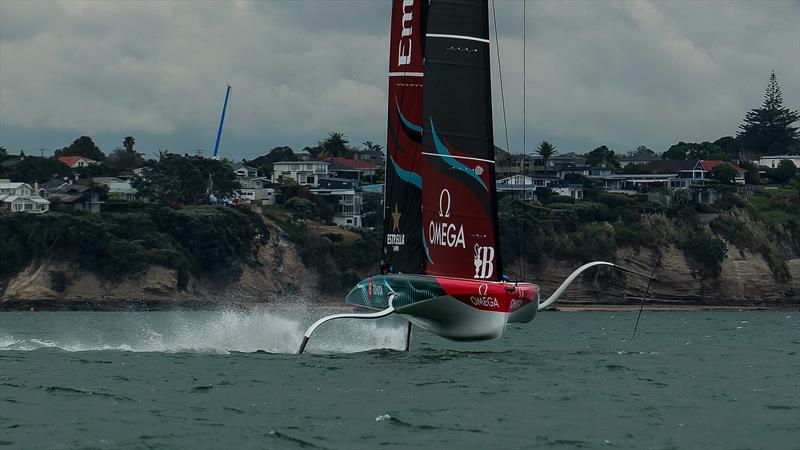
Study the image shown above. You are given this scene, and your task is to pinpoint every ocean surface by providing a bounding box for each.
[0,309,798,449]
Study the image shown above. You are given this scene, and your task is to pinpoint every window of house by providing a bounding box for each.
[24,203,33,210]
[306,176,314,185]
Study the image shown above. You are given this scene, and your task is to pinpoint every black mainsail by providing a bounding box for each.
[420,0,503,281]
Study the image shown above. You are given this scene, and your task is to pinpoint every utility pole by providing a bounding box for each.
[39,148,47,157]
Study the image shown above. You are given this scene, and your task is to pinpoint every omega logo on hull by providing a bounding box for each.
[470,283,499,308]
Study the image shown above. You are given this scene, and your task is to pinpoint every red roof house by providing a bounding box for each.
[58,156,98,169]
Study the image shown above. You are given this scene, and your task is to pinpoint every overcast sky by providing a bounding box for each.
[1,0,798,160]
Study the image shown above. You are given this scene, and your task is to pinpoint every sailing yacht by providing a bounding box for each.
[300,0,652,353]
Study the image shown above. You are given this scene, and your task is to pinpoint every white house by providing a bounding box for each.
[551,183,586,200]
[0,180,50,213]
[497,174,559,188]
[311,188,363,227]
[232,163,259,179]
[758,155,800,168]
[271,161,329,187]
[57,156,98,168]
[236,188,276,206]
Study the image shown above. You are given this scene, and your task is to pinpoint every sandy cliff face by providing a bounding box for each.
[525,245,798,306]
[2,225,797,307]
[0,219,327,306]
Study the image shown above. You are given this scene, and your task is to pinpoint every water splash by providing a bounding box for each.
[0,308,408,354]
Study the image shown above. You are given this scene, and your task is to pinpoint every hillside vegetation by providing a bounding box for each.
[0,205,268,292]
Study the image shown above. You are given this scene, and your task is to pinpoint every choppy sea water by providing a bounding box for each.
[0,309,798,449]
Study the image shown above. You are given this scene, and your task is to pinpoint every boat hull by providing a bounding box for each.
[345,274,539,341]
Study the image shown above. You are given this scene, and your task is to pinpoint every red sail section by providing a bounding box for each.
[382,0,426,274]
[421,0,502,281]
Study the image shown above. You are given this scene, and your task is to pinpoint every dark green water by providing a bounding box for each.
[1,310,798,449]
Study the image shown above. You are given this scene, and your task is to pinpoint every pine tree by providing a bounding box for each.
[737,71,799,157]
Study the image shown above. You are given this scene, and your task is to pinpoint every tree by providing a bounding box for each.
[55,136,106,161]
[662,142,688,160]
[766,160,798,184]
[585,145,620,169]
[321,132,352,158]
[362,141,383,153]
[284,197,319,220]
[123,136,135,153]
[0,147,6,160]
[713,136,741,160]
[711,163,737,185]
[6,157,71,183]
[628,145,656,157]
[536,141,557,168]
[248,146,295,176]
[738,160,761,185]
[106,146,145,172]
[662,141,727,161]
[132,152,239,205]
[738,71,800,157]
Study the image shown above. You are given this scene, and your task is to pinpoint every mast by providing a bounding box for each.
[420,0,502,280]
[212,85,232,159]
[382,0,427,274]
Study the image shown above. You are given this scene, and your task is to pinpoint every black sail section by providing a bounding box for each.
[421,0,503,280]
[382,0,426,274]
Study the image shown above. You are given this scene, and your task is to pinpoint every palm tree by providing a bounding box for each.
[123,136,136,153]
[362,140,383,153]
[536,141,557,168]
[322,132,350,158]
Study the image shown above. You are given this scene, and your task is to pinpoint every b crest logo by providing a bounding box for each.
[473,245,495,279]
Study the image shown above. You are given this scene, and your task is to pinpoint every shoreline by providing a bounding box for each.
[0,298,797,312]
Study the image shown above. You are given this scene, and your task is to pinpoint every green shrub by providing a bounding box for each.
[49,271,69,293]
[679,232,727,278]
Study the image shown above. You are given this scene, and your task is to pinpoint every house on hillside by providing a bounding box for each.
[551,182,586,200]
[758,155,800,168]
[88,177,138,201]
[699,160,746,185]
[619,155,660,167]
[38,179,71,199]
[57,156,97,169]
[0,179,50,213]
[496,175,557,200]
[271,161,329,187]
[352,149,384,164]
[645,159,708,184]
[311,188,363,227]
[231,163,259,179]
[50,184,106,213]
[325,157,380,182]
[317,177,360,190]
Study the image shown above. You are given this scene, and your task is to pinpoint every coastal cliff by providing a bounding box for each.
[2,226,798,309]
[0,216,333,309]
[524,245,798,307]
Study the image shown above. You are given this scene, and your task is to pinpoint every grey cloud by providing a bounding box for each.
[0,0,797,159]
